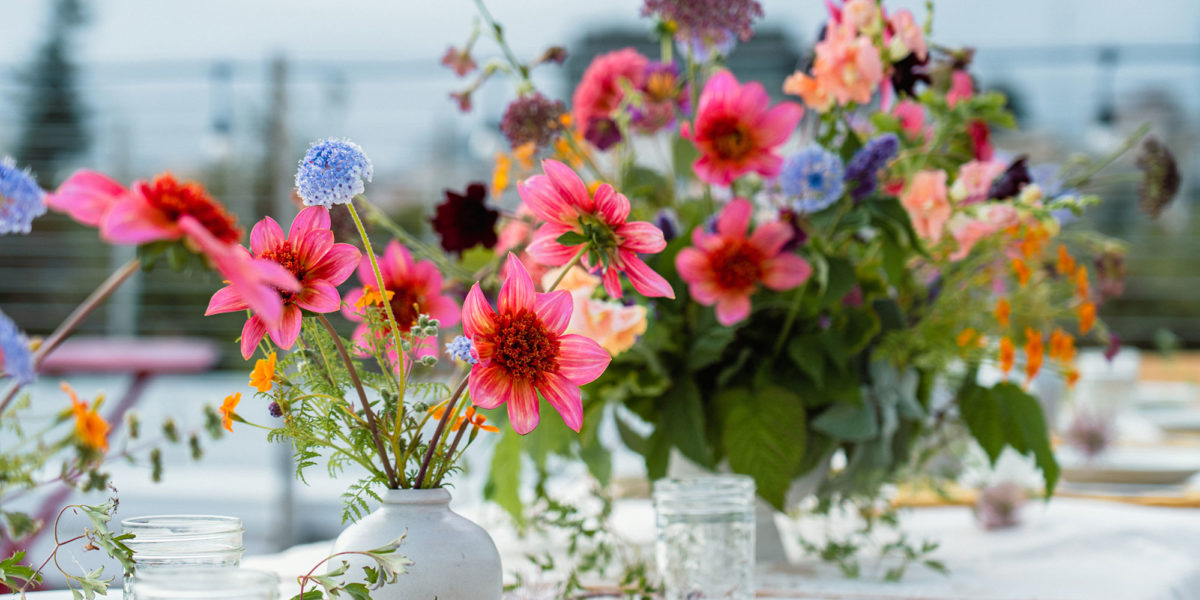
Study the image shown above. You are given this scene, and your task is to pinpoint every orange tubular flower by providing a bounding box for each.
[1079,301,1097,334]
[999,336,1015,376]
[956,327,979,348]
[220,393,241,433]
[1011,258,1032,287]
[463,406,500,433]
[1065,368,1081,387]
[994,298,1011,328]
[491,153,512,199]
[512,142,537,171]
[1024,328,1044,384]
[1075,266,1090,300]
[1049,328,1077,363]
[353,286,395,310]
[63,382,110,452]
[1057,245,1076,275]
[250,352,277,393]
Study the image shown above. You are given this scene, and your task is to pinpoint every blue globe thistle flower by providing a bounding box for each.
[0,308,34,385]
[844,133,899,201]
[445,335,478,365]
[780,147,845,214]
[295,138,374,208]
[0,157,46,235]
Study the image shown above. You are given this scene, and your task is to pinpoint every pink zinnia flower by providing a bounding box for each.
[342,240,460,359]
[45,170,127,227]
[900,170,951,244]
[206,207,358,359]
[463,254,611,435]
[571,48,648,136]
[811,26,884,106]
[102,173,242,246]
[682,70,804,186]
[675,199,812,326]
[947,70,974,108]
[520,159,674,299]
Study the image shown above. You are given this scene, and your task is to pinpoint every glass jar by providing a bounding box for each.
[121,515,245,598]
[130,567,278,600]
[653,475,756,600]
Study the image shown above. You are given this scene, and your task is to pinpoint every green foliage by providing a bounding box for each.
[290,537,413,600]
[960,381,1059,495]
[719,386,808,510]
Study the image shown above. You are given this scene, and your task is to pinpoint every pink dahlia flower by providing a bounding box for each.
[571,48,648,135]
[463,254,611,435]
[675,199,812,326]
[520,159,673,299]
[45,170,126,227]
[682,70,803,186]
[205,207,359,359]
[102,173,242,246]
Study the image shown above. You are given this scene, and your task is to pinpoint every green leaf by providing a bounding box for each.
[483,431,525,525]
[688,325,736,371]
[822,257,858,306]
[659,378,712,467]
[671,136,700,182]
[556,231,588,246]
[812,400,879,441]
[787,334,826,387]
[960,382,1059,495]
[718,386,808,510]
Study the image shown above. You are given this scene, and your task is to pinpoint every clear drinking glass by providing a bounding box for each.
[654,475,756,600]
[121,515,245,599]
[130,567,279,600]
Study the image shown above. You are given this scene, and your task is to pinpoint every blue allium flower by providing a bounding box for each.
[780,147,845,213]
[445,335,478,365]
[295,138,374,208]
[0,308,34,385]
[0,157,46,235]
[844,133,899,201]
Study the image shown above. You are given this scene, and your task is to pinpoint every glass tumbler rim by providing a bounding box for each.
[653,474,755,498]
[122,515,244,535]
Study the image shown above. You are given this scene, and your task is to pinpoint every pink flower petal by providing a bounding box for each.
[295,229,334,266]
[250,216,285,256]
[295,279,341,313]
[499,253,536,314]
[675,247,710,285]
[748,222,794,256]
[267,304,303,350]
[240,316,269,360]
[601,267,623,299]
[462,283,497,339]
[619,251,675,299]
[517,175,576,226]
[616,221,667,254]
[341,288,366,322]
[535,290,573,335]
[101,196,179,244]
[506,379,541,435]
[527,227,583,267]
[383,241,413,281]
[689,279,722,305]
[468,364,511,409]
[307,243,361,285]
[556,334,611,384]
[537,372,583,432]
[289,206,331,239]
[425,293,462,327]
[762,254,813,291]
[716,198,753,238]
[205,285,249,315]
[756,102,805,146]
[45,170,126,227]
[591,184,631,226]
[715,294,752,326]
[542,159,593,214]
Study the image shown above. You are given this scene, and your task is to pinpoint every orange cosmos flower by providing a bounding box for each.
[957,327,979,348]
[1049,328,1077,363]
[250,352,277,393]
[512,142,537,171]
[1056,245,1076,276]
[1019,225,1048,259]
[1079,301,1096,334]
[219,393,241,433]
[994,298,1011,328]
[1011,258,1032,287]
[491,153,512,199]
[999,336,1015,376]
[462,406,500,433]
[1075,266,1090,300]
[353,286,396,310]
[1024,328,1044,384]
[63,382,109,452]
[1065,368,1081,388]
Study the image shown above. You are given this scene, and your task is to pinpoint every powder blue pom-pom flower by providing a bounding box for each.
[0,157,46,235]
[0,308,35,385]
[445,335,478,365]
[780,147,845,214]
[295,138,374,208]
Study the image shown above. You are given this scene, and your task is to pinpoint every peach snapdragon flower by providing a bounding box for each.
[542,266,648,356]
[900,170,951,244]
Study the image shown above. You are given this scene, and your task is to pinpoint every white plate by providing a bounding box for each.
[1133,381,1200,412]
[1059,447,1200,485]
[1141,409,1200,434]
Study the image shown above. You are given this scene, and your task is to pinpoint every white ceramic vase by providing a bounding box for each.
[331,488,502,600]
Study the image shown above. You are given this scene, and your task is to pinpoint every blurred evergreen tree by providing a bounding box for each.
[14,0,90,186]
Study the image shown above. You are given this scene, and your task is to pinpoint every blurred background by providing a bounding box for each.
[1,0,1197,572]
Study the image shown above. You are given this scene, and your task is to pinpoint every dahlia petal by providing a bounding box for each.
[462,283,498,339]
[762,254,813,291]
[591,184,631,225]
[250,216,285,256]
[675,247,710,285]
[307,243,361,285]
[295,229,334,265]
[748,152,785,179]
[601,267,623,299]
[748,222,794,256]
[341,288,366,322]
[616,221,667,253]
[506,379,541,435]
[715,294,752,326]
[205,285,249,315]
[410,260,444,295]
[556,334,612,384]
[425,293,462,327]
[756,102,805,146]
[542,159,593,214]
[295,279,341,313]
[252,258,302,292]
[45,170,126,227]
[689,279,722,305]
[267,304,303,350]
[619,252,675,299]
[535,290,573,335]
[692,155,734,187]
[517,175,576,226]
[527,228,583,266]
[499,253,536,314]
[717,198,753,239]
[289,206,331,239]
[735,80,772,119]
[383,241,413,281]
[468,364,511,409]
[240,316,269,360]
[537,372,583,432]
[101,196,179,244]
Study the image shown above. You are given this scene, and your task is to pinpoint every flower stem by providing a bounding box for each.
[546,245,588,292]
[413,375,470,488]
[316,314,400,489]
[0,257,141,415]
[345,199,408,406]
[472,0,530,83]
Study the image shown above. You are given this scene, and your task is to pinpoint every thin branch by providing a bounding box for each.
[413,376,470,488]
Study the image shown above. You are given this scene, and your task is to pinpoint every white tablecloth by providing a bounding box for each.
[22,498,1200,600]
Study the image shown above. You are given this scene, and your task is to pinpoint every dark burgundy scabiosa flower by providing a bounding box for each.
[988,156,1031,200]
[1135,136,1180,218]
[890,53,931,99]
[584,116,623,151]
[641,0,764,44]
[1104,333,1122,363]
[778,208,808,252]
[534,46,568,66]
[844,133,899,201]
[1094,248,1127,301]
[431,183,500,255]
[268,402,283,418]
[500,93,565,150]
